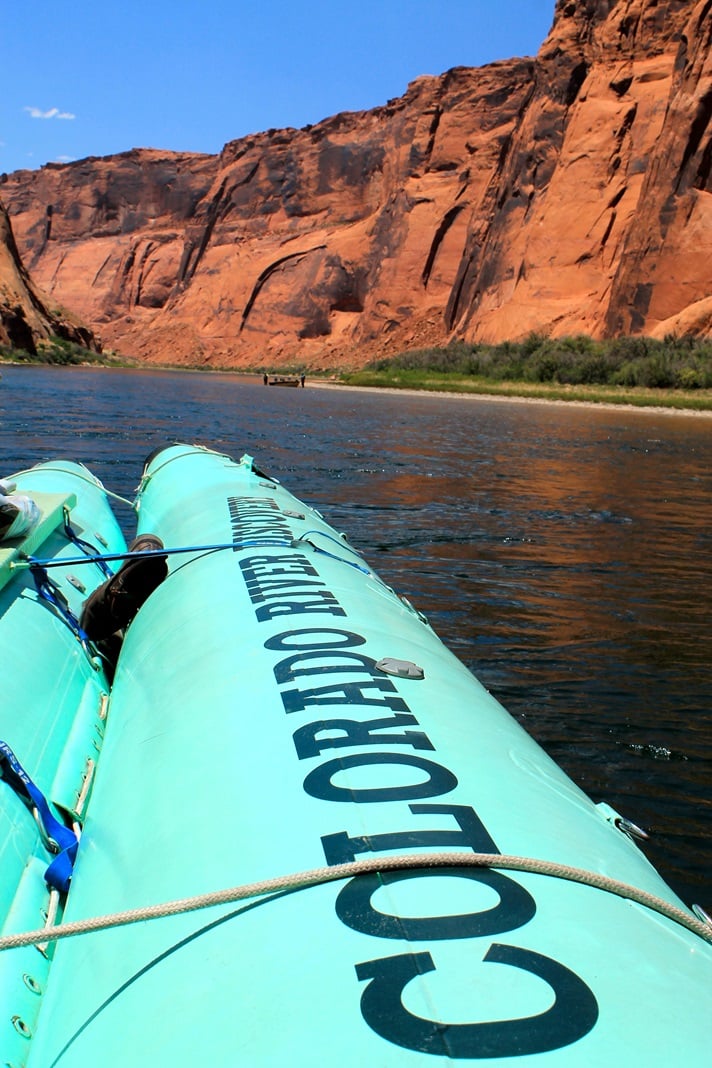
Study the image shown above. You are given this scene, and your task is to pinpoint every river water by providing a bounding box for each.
[1,364,710,911]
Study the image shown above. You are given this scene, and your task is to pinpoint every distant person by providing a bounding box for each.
[300,374,306,387]
[263,373,268,385]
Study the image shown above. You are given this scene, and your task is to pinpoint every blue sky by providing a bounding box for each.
[2,1,555,176]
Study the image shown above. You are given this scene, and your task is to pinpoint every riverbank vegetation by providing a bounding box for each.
[341,334,712,410]
[0,337,136,367]
[3,332,712,410]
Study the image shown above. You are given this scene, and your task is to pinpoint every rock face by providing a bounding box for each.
[0,199,98,354]
[2,0,711,368]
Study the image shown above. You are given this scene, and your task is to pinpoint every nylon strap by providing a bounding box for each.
[0,741,78,892]
[62,510,113,578]
[29,562,90,646]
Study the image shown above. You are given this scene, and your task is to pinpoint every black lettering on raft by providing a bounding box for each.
[229,496,280,514]
[355,945,598,1058]
[303,753,458,803]
[246,578,331,604]
[293,713,434,759]
[334,869,536,940]
[258,631,599,1060]
[228,497,293,544]
[264,628,366,652]
[324,804,536,940]
[322,803,506,865]
[241,554,319,579]
[281,679,409,715]
[273,649,385,684]
[240,557,345,621]
[255,596,346,622]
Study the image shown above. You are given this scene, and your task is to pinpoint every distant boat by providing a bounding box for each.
[268,375,302,387]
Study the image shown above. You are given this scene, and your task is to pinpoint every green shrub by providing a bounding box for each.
[367,334,712,392]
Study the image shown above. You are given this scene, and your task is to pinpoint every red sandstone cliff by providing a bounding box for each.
[2,0,710,368]
[0,199,98,355]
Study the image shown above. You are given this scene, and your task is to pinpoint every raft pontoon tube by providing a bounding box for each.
[1,444,710,1066]
[0,460,125,1061]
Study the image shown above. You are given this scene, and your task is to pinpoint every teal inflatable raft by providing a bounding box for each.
[1,444,710,1066]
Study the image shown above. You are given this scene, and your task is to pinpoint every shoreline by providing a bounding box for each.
[3,358,711,417]
[307,378,712,417]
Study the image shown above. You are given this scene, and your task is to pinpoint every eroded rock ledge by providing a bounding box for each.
[2,0,710,368]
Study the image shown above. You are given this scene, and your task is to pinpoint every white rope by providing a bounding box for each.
[11,466,136,510]
[1,852,710,951]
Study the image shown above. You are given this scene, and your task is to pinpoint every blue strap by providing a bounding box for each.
[0,741,78,892]
[63,511,113,579]
[26,538,294,570]
[29,563,90,646]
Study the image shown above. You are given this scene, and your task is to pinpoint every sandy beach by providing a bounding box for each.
[308,379,712,418]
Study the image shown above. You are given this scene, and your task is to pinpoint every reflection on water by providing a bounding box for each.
[1,365,710,908]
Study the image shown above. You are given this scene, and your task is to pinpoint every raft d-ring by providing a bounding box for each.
[376,657,425,680]
[615,817,650,841]
[12,1015,32,1038]
[399,595,429,625]
[32,807,60,853]
[23,972,42,995]
[67,573,87,593]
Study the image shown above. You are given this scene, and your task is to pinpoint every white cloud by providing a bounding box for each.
[24,106,76,120]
